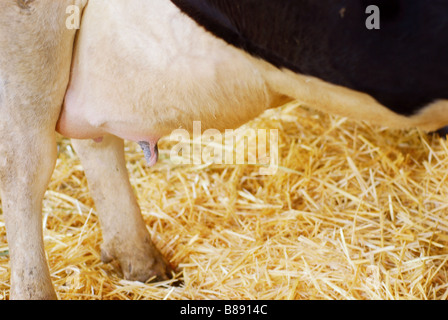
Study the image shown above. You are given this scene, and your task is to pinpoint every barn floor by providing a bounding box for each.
[1,102,448,300]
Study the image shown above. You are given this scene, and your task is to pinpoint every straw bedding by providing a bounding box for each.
[1,102,447,300]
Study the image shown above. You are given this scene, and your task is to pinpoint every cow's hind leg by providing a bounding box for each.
[0,0,84,300]
[71,136,173,282]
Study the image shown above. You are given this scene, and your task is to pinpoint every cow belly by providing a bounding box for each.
[56,0,273,143]
[57,0,448,141]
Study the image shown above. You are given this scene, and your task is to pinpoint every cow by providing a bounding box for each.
[0,0,447,299]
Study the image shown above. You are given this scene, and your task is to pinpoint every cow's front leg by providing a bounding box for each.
[0,129,58,300]
[71,135,173,282]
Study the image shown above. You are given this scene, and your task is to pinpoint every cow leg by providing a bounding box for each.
[71,136,173,282]
[0,129,58,300]
[0,128,59,300]
[0,0,86,300]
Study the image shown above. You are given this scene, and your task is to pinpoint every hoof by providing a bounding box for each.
[433,126,448,139]
[100,237,178,284]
